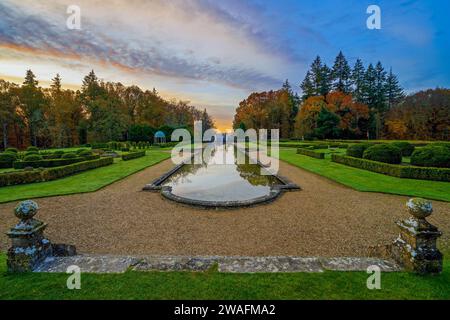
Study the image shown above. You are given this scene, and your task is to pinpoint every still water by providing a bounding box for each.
[162,145,282,202]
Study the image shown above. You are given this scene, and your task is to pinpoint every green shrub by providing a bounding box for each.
[297,148,325,159]
[79,150,93,157]
[121,147,130,152]
[25,151,39,156]
[363,144,402,164]
[331,154,450,182]
[0,157,114,187]
[91,143,108,149]
[411,146,450,168]
[122,151,146,161]
[76,149,88,154]
[346,143,372,158]
[24,154,43,161]
[0,152,18,162]
[429,142,450,150]
[27,146,39,152]
[5,148,18,153]
[61,153,77,159]
[0,152,16,168]
[13,155,100,169]
[391,142,415,157]
[0,161,13,169]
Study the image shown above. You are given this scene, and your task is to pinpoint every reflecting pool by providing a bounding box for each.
[161,145,283,202]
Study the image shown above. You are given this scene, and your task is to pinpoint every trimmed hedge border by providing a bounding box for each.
[0,161,13,169]
[0,157,114,187]
[297,148,325,159]
[122,151,146,161]
[331,154,450,182]
[13,155,100,169]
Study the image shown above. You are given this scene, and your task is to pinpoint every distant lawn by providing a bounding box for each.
[279,148,450,202]
[0,254,448,300]
[0,151,171,204]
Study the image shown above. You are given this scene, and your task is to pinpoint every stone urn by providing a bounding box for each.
[406,198,433,219]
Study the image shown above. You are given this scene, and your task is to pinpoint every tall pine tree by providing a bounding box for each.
[385,67,405,109]
[20,70,46,146]
[282,79,300,136]
[351,59,366,102]
[331,51,351,93]
[374,61,388,113]
[300,56,332,99]
[300,70,314,100]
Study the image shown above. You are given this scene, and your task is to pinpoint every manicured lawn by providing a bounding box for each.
[0,254,448,300]
[279,148,450,202]
[0,151,171,204]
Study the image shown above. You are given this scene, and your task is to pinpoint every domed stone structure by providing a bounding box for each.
[154,131,166,144]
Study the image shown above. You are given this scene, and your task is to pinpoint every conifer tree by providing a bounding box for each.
[331,51,352,93]
[385,68,405,109]
[351,59,366,102]
[300,70,314,100]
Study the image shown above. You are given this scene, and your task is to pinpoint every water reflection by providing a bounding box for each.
[162,145,282,202]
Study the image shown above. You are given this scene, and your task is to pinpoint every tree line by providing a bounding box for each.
[234,51,448,140]
[0,70,214,150]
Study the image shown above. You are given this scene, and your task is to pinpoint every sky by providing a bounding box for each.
[0,0,449,131]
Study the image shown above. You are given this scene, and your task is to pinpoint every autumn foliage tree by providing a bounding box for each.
[233,89,292,138]
[384,88,449,140]
[0,70,214,150]
[294,92,369,139]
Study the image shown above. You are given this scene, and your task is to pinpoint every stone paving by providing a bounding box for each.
[34,255,401,274]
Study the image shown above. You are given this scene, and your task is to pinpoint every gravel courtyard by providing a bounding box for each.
[1,159,449,257]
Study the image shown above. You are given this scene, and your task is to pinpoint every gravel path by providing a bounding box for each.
[1,159,449,257]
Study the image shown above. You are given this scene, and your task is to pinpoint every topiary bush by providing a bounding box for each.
[27,146,39,152]
[61,153,77,159]
[391,142,415,157]
[5,148,18,154]
[0,152,18,162]
[79,150,93,157]
[363,144,402,164]
[24,154,43,161]
[346,143,372,158]
[411,146,450,168]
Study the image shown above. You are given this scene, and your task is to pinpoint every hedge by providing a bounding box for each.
[0,157,114,187]
[297,148,325,159]
[391,142,415,157]
[346,143,372,158]
[411,146,450,168]
[0,161,13,169]
[363,144,402,164]
[13,155,100,169]
[122,151,146,161]
[331,154,450,182]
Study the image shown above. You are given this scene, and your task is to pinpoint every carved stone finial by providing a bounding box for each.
[14,200,39,220]
[406,198,433,219]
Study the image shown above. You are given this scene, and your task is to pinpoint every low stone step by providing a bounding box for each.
[34,255,401,274]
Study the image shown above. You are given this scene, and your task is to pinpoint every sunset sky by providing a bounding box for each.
[0,0,449,131]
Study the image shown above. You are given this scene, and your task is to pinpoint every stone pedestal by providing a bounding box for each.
[391,198,443,274]
[7,200,53,272]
